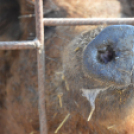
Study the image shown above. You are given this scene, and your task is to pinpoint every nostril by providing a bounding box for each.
[97,46,115,64]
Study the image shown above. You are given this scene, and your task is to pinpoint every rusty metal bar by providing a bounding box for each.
[35,0,48,134]
[0,41,37,50]
[43,18,134,26]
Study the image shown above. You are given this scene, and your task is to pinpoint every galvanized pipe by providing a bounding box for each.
[0,41,37,50]
[35,0,48,134]
[43,18,134,26]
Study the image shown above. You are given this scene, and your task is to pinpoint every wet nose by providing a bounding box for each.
[83,25,134,85]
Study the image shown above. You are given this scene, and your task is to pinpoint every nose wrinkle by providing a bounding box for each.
[83,25,134,85]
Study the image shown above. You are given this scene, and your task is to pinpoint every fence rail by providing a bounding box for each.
[0,41,37,50]
[43,18,134,26]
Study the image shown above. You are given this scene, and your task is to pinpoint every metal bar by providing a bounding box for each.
[35,0,48,134]
[43,18,134,26]
[0,41,37,50]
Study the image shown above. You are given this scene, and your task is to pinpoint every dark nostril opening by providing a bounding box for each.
[97,45,115,64]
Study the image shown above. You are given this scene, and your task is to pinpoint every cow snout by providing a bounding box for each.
[83,25,134,85]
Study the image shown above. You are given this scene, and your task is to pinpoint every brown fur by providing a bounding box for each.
[1,0,133,134]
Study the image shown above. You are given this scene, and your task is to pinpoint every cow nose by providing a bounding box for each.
[83,25,134,85]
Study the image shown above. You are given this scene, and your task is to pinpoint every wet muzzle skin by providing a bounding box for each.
[62,25,134,133]
[83,25,134,85]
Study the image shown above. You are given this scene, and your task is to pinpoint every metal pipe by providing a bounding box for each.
[43,18,134,26]
[0,41,36,50]
[35,0,48,134]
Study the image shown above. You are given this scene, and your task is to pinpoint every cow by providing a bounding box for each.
[61,25,134,134]
[0,0,133,134]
